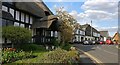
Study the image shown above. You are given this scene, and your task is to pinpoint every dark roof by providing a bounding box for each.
[2,11,14,21]
[81,24,89,30]
[81,24,99,33]
[99,31,109,37]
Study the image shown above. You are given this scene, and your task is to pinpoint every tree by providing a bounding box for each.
[56,7,77,43]
[2,26,32,48]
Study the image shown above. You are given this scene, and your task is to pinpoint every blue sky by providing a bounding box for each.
[44,0,118,37]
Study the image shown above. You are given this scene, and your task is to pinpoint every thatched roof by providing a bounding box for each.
[40,15,57,21]
[32,15,58,28]
[15,2,52,17]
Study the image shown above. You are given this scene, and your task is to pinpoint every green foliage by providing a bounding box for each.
[18,44,46,52]
[12,48,80,64]
[38,48,80,64]
[60,43,72,51]
[51,38,60,47]
[2,48,34,64]
[2,26,32,44]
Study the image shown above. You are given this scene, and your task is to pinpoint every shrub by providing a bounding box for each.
[38,48,79,64]
[18,44,46,52]
[2,26,32,47]
[60,43,72,51]
[51,38,60,47]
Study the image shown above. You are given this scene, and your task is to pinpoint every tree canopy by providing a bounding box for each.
[56,7,77,43]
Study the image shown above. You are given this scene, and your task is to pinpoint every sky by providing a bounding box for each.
[44,0,119,37]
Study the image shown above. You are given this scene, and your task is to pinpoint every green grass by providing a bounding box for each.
[14,51,46,63]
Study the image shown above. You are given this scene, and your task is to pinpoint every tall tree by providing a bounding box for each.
[56,7,77,43]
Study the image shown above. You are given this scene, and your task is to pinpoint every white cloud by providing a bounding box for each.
[81,0,118,13]
[69,0,118,22]
[68,0,118,36]
[95,26,118,32]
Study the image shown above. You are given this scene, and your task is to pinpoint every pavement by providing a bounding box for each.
[74,44,119,65]
[78,50,97,65]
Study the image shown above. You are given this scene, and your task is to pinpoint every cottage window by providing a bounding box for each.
[55,31,58,37]
[29,25,31,30]
[2,6,8,12]
[30,16,33,24]
[2,19,13,26]
[21,12,24,22]
[14,22,19,26]
[51,31,53,37]
[20,23,24,27]
[16,11,20,21]
[26,14,29,23]
[10,8,14,18]
[2,19,6,26]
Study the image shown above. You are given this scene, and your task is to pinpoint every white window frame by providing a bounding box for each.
[20,23,24,27]
[26,14,29,23]
[51,31,53,37]
[21,12,24,22]
[2,5,8,12]
[16,11,20,21]
[55,31,58,37]
[14,22,19,26]
[30,16,33,24]
[10,8,14,17]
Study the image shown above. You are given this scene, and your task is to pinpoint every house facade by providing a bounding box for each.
[99,31,109,41]
[81,24,100,41]
[112,32,120,44]
[2,2,60,46]
[73,24,85,43]
[73,23,100,43]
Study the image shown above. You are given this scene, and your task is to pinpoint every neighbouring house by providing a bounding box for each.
[81,24,100,41]
[72,23,100,43]
[99,31,109,41]
[73,23,85,43]
[112,32,120,44]
[2,1,61,47]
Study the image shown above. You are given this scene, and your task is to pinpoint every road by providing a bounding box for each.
[74,44,119,64]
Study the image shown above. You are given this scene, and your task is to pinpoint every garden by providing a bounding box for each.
[1,26,80,65]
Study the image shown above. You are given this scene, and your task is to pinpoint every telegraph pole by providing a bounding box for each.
[91,20,92,41]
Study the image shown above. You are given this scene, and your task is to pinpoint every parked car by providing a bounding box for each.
[106,39,114,45]
[83,40,92,45]
[91,40,99,45]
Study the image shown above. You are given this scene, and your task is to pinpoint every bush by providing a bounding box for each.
[60,43,72,51]
[2,26,32,47]
[18,44,46,52]
[51,38,60,47]
[38,48,79,64]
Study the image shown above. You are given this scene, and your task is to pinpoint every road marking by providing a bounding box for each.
[116,45,120,49]
[77,49,104,65]
[97,46,118,56]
